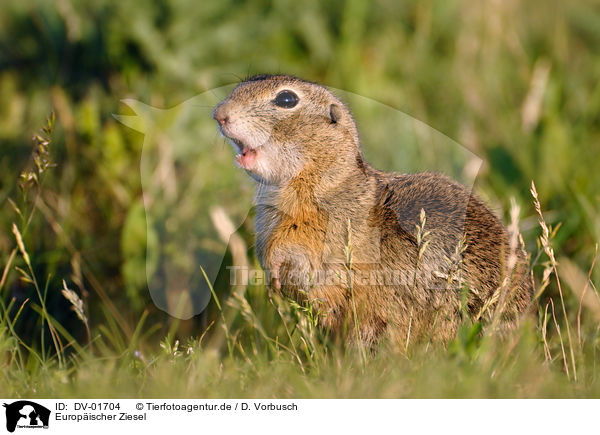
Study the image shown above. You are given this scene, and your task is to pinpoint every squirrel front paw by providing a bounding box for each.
[269,259,283,291]
[266,245,312,292]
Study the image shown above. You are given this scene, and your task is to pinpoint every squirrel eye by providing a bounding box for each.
[273,90,299,108]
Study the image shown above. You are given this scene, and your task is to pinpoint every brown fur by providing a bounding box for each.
[213,74,533,347]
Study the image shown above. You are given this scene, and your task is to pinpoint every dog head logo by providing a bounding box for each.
[3,401,50,432]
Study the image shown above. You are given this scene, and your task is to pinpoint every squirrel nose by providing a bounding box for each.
[212,104,230,126]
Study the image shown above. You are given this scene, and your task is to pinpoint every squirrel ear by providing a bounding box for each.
[329,104,342,124]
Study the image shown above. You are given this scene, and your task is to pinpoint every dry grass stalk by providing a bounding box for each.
[549,298,570,380]
[488,199,521,327]
[542,301,552,362]
[568,244,599,346]
[344,218,367,366]
[210,206,249,292]
[521,58,551,132]
[531,181,577,381]
[207,206,249,354]
[61,280,91,345]
[12,223,65,366]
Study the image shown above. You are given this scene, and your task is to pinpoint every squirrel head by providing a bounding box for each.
[213,74,361,186]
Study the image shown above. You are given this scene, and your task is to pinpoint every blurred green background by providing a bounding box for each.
[1,0,599,397]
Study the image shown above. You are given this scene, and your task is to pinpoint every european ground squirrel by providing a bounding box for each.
[213,74,532,347]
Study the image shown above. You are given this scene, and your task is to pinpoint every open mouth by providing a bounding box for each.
[229,137,258,170]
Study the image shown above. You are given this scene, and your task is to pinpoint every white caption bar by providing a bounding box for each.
[0,399,596,434]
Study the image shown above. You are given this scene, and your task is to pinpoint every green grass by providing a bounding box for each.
[1,0,600,398]
[1,151,599,397]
